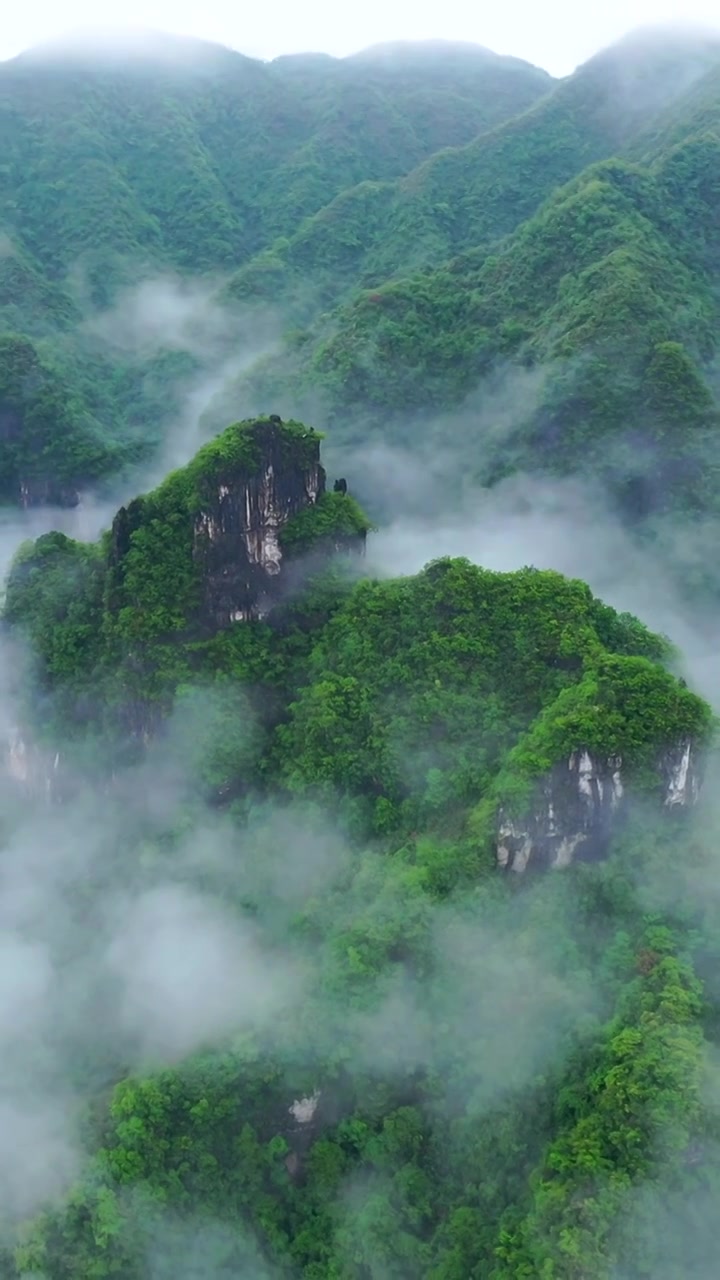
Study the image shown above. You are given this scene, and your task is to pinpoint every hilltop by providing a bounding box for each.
[3,29,720,1280]
[2,26,720,570]
[2,407,716,1279]
[0,29,553,503]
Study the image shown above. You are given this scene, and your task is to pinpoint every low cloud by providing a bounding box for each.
[103,882,309,1065]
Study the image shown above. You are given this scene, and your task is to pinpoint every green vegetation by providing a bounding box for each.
[236,142,720,535]
[0,333,122,502]
[4,416,373,750]
[4,25,720,1280]
[0,33,553,501]
[2,467,717,1275]
[5,27,720,527]
[280,491,373,555]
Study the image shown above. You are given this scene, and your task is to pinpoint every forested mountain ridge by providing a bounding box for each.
[6,415,709,811]
[3,26,720,517]
[254,138,720,477]
[222,27,720,312]
[2,412,717,1280]
[0,33,550,301]
[0,32,552,505]
[3,25,720,1280]
[216,29,720,610]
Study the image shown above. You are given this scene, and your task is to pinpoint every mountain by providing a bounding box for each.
[3,26,720,1280]
[211,28,720,607]
[3,413,715,1280]
[222,27,720,310]
[3,26,720,525]
[0,32,550,297]
[0,31,552,503]
[265,142,720,465]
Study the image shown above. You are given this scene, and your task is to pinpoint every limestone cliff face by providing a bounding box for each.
[19,478,80,509]
[108,418,366,638]
[192,421,327,627]
[284,1090,323,1182]
[497,739,701,873]
[4,727,63,801]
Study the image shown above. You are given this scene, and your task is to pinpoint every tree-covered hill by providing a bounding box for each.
[0,31,553,503]
[218,46,720,610]
[222,27,720,313]
[262,139,720,439]
[1,412,718,1280]
[0,33,550,307]
[4,27,720,515]
[4,31,720,1276]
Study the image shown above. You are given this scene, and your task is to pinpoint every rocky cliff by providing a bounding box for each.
[497,739,702,873]
[1,724,76,804]
[19,477,80,509]
[109,416,369,634]
[0,415,372,788]
[192,419,323,626]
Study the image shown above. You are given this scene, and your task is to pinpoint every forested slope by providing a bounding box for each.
[0,33,552,504]
[263,141,720,467]
[222,28,720,310]
[4,27,720,518]
[2,26,720,1280]
[220,34,720,610]
[0,34,549,313]
[2,416,717,1280]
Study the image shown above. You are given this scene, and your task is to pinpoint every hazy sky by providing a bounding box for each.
[1,1,719,75]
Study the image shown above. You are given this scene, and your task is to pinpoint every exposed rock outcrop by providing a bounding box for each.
[108,418,367,635]
[4,727,63,801]
[497,740,701,873]
[284,1090,322,1182]
[192,420,327,627]
[19,478,80,509]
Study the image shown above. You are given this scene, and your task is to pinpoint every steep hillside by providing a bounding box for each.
[228,109,720,610]
[5,412,710,835]
[0,33,552,502]
[0,333,126,506]
[2,411,717,1280]
[0,33,550,311]
[223,27,720,312]
[3,30,720,512]
[4,27,720,1280]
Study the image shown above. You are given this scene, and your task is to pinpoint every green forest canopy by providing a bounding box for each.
[2,405,718,1278]
[2,25,720,1280]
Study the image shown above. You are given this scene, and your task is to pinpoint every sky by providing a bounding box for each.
[1,0,719,76]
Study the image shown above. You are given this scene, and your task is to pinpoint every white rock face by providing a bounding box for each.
[497,740,701,873]
[573,749,624,808]
[240,461,322,576]
[193,446,326,627]
[663,740,698,807]
[497,822,534,873]
[289,1091,321,1125]
[4,728,60,799]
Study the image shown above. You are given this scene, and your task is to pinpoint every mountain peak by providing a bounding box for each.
[588,21,720,71]
[349,38,550,76]
[13,25,251,72]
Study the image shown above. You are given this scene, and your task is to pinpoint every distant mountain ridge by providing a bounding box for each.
[2,23,720,608]
[3,28,720,1280]
[0,29,553,504]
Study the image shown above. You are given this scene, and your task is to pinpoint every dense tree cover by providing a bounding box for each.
[1,36,550,285]
[4,26,720,1280]
[235,137,720,535]
[5,421,708,812]
[0,334,125,502]
[0,33,551,499]
[4,28,720,513]
[1,419,718,1276]
[221,30,720,313]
